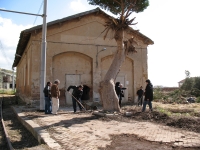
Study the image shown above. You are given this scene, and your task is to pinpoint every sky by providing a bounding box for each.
[0,0,200,87]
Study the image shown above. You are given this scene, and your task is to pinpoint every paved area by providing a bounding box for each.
[12,106,200,150]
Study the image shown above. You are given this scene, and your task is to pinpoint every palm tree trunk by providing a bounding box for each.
[100,30,126,112]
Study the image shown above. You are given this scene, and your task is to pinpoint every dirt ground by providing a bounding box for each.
[1,94,200,150]
[101,102,200,150]
[101,134,196,150]
[1,108,52,150]
[23,102,200,150]
[0,95,52,150]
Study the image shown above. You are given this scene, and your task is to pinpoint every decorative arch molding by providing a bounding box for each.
[52,51,93,87]
[52,51,92,61]
[101,54,133,63]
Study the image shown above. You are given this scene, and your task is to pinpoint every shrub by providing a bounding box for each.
[0,89,16,95]
[190,88,200,97]
[153,87,163,100]
[181,78,194,91]
[196,97,200,103]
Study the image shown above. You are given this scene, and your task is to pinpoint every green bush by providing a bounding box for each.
[181,77,200,92]
[196,97,200,103]
[191,88,200,97]
[0,89,16,95]
[153,87,164,100]
[193,77,200,90]
[181,78,194,91]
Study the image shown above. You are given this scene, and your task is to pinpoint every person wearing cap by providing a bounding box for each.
[67,85,83,113]
[137,86,144,106]
[51,79,60,115]
[142,79,153,112]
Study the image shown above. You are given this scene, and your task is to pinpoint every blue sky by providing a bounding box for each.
[0,0,200,87]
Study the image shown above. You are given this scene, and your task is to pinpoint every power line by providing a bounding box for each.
[0,8,42,16]
[33,1,44,26]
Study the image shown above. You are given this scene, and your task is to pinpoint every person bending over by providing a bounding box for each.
[67,85,83,113]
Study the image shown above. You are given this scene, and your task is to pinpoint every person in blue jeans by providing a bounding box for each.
[43,81,52,114]
[142,79,153,112]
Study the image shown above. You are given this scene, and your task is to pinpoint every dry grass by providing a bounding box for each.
[153,102,200,119]
[153,102,200,113]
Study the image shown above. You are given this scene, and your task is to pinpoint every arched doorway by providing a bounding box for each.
[52,52,92,105]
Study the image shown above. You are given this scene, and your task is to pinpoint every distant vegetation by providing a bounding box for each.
[153,77,200,103]
[0,89,16,95]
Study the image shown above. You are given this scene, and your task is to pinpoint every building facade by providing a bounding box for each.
[12,8,153,106]
[0,68,16,90]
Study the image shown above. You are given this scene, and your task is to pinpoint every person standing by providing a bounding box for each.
[115,82,121,99]
[119,84,126,108]
[115,82,124,108]
[137,86,144,106]
[43,81,52,114]
[142,79,153,112]
[51,79,60,115]
[67,85,83,113]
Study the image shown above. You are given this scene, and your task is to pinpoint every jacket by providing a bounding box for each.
[81,85,90,100]
[144,83,153,101]
[67,85,83,99]
[137,89,144,97]
[43,86,51,97]
[51,84,60,98]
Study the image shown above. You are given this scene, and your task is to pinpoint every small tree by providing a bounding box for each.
[88,0,149,112]
[185,70,190,78]
[193,77,200,90]
[181,78,194,91]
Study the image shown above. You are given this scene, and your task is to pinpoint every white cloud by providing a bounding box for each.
[0,16,32,70]
[70,0,87,12]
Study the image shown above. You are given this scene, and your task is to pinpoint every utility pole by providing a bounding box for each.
[40,0,47,110]
[0,0,47,110]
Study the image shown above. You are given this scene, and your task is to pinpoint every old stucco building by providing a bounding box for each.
[12,8,153,106]
[0,68,16,90]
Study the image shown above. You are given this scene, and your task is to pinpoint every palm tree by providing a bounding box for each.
[88,0,149,112]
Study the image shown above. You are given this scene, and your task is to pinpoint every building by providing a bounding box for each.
[0,68,16,89]
[12,8,153,106]
[178,79,185,87]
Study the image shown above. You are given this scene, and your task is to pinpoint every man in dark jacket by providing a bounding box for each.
[67,85,83,113]
[43,81,52,114]
[142,79,153,112]
[137,86,144,106]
